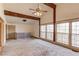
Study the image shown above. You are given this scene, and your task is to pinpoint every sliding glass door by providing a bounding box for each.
[72,21,79,47]
[56,23,69,44]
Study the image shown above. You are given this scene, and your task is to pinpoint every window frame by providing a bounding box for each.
[40,23,53,41]
[47,24,53,40]
[56,22,70,45]
[40,18,79,49]
[56,18,79,48]
[71,20,79,47]
[40,24,47,39]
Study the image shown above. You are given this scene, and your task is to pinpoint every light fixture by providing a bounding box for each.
[33,12,42,16]
[29,4,47,17]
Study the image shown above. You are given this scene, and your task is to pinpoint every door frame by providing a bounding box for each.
[0,17,4,47]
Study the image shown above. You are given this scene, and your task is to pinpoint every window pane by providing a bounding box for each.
[47,24,53,32]
[57,23,69,44]
[72,22,79,47]
[40,25,46,38]
[47,32,53,40]
[47,24,53,40]
[40,25,46,32]
[40,32,46,38]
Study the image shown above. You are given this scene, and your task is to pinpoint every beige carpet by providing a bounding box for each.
[1,38,79,56]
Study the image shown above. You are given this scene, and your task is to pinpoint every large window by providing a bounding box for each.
[72,21,79,47]
[56,19,79,48]
[47,24,53,40]
[57,23,69,44]
[41,19,79,49]
[40,24,53,41]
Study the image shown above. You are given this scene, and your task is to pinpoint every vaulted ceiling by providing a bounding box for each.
[3,3,53,24]
[4,3,52,17]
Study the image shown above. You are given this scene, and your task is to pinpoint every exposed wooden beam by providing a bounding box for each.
[53,8,56,42]
[39,19,41,37]
[4,10,40,20]
[44,3,56,9]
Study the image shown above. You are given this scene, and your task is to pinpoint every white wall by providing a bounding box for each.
[7,23,34,35]
[0,4,5,20]
[41,10,53,24]
[15,24,34,34]
[40,5,53,24]
[0,4,6,46]
[56,3,79,21]
[15,23,39,37]
[33,21,39,37]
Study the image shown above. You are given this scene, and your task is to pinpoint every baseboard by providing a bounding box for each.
[32,36,55,44]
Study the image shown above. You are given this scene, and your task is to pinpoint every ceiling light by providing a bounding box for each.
[33,12,42,16]
[29,4,47,17]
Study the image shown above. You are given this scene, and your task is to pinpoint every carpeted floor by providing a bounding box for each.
[1,38,79,56]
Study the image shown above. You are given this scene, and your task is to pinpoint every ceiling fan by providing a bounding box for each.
[29,4,47,16]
